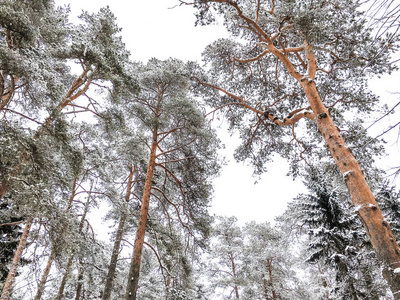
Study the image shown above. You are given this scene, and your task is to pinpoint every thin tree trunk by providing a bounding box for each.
[102,166,135,300]
[34,178,77,300]
[1,217,33,300]
[266,259,276,300]
[34,252,55,300]
[55,255,74,300]
[57,186,92,300]
[262,273,270,300]
[125,126,159,300]
[0,76,19,113]
[229,252,240,300]
[75,261,83,300]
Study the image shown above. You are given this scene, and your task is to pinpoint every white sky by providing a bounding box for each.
[54,0,399,225]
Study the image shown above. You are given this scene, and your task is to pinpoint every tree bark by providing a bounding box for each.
[102,167,135,300]
[125,126,159,300]
[75,261,83,300]
[300,75,400,299]
[266,259,276,300]
[262,273,270,300]
[34,252,55,300]
[272,40,400,297]
[1,217,33,300]
[229,252,240,300]
[55,255,74,300]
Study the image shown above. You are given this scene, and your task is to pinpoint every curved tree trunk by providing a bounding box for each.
[102,166,135,300]
[1,217,33,300]
[268,39,400,297]
[125,125,159,300]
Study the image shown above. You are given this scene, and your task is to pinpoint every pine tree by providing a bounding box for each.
[181,0,400,294]
[0,4,138,298]
[117,58,219,300]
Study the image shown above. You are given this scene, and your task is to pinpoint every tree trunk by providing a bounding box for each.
[55,255,74,300]
[266,259,276,300]
[262,273,270,300]
[1,217,33,300]
[229,252,240,300]
[34,178,77,300]
[57,187,91,300]
[300,79,400,297]
[0,76,19,113]
[102,167,135,300]
[125,127,159,300]
[34,251,55,300]
[75,261,83,300]
[272,40,400,297]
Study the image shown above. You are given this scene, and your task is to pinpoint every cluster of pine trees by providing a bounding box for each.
[0,0,399,299]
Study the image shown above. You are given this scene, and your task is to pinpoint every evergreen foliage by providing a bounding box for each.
[0,1,399,299]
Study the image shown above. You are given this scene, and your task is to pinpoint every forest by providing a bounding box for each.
[1,0,400,299]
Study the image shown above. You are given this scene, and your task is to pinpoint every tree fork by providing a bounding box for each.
[125,126,159,300]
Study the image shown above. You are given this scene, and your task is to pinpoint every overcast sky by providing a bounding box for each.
[54,0,399,225]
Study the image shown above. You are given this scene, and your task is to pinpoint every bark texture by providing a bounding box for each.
[300,79,400,297]
[275,40,400,297]
[55,255,74,300]
[125,127,159,300]
[1,217,33,300]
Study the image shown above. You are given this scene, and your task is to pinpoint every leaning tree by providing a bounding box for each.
[179,0,400,296]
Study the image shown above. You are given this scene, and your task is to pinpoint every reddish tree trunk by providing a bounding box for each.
[274,41,400,297]
[266,259,276,300]
[1,217,33,300]
[229,252,240,300]
[262,273,270,300]
[125,127,159,300]
[301,80,400,297]
[55,255,74,300]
